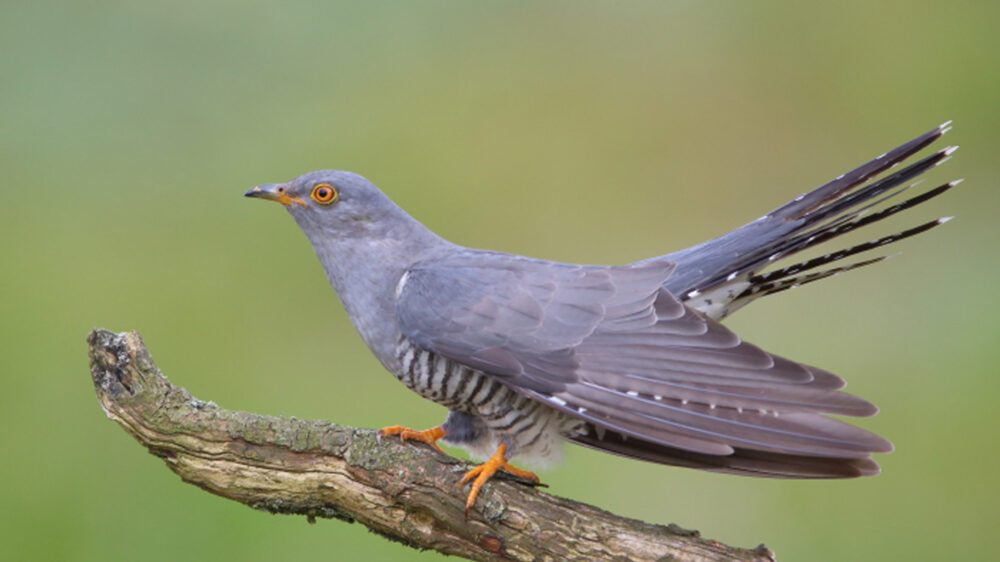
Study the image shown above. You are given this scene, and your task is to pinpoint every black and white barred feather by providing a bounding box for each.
[393,335,585,465]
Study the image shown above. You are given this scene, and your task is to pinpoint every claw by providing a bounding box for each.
[459,442,539,515]
[379,425,447,454]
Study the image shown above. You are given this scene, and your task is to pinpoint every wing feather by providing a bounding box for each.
[396,250,890,470]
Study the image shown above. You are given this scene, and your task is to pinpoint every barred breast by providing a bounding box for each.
[393,336,585,465]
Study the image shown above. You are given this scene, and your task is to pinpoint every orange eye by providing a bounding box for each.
[311,183,338,205]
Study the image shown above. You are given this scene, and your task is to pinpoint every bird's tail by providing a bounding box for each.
[654,122,959,320]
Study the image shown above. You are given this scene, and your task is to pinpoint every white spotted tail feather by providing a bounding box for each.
[654,122,960,320]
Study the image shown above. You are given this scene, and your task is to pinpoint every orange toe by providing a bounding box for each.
[501,462,539,482]
[460,443,539,515]
[379,425,446,454]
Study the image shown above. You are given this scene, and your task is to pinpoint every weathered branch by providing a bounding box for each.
[88,328,774,561]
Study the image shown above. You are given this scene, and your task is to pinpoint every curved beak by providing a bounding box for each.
[244,184,306,207]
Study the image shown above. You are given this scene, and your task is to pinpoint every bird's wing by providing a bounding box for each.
[396,252,891,461]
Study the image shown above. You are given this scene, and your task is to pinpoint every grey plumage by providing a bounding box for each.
[246,122,957,481]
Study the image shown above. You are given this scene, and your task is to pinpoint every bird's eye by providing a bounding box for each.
[311,183,338,205]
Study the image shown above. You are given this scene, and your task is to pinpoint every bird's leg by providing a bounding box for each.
[459,442,539,515]
[379,425,447,454]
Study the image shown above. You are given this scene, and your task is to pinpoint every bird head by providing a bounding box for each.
[245,170,411,240]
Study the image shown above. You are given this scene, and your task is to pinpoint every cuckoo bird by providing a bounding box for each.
[246,123,957,513]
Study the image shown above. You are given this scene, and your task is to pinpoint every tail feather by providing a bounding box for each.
[655,123,959,319]
[753,214,952,288]
[740,256,887,304]
[791,179,958,258]
[793,147,954,234]
[769,121,950,220]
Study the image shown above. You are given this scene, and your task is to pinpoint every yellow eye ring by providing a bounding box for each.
[311,183,338,205]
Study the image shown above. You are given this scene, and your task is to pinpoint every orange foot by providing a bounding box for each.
[459,442,539,515]
[379,425,447,454]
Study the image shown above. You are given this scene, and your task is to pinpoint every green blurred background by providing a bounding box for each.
[3,1,997,560]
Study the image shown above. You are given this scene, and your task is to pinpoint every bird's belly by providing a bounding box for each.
[394,338,585,466]
[393,337,492,411]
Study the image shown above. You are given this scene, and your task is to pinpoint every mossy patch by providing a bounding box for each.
[343,430,424,471]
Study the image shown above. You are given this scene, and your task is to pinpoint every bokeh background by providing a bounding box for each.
[3,1,998,560]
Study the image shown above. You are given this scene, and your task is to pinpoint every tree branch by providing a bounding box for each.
[88,328,774,561]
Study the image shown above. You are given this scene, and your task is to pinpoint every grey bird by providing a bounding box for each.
[246,123,958,512]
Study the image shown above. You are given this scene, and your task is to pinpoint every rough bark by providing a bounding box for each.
[88,328,774,562]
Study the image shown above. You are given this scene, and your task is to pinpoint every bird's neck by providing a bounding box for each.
[304,222,451,368]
